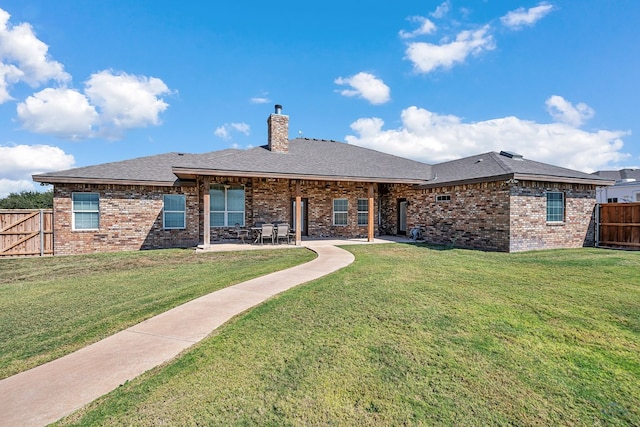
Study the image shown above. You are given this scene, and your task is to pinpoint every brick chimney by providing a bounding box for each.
[267,104,289,153]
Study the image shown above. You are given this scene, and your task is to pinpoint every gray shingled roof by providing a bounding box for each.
[173,138,434,182]
[33,143,610,187]
[32,152,222,185]
[33,139,434,185]
[420,151,612,187]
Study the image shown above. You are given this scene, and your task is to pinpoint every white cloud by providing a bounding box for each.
[0,8,70,103]
[0,144,75,197]
[250,96,270,104]
[230,122,250,134]
[15,70,172,140]
[16,88,98,139]
[0,62,22,102]
[345,103,630,172]
[85,70,170,131]
[334,72,391,105]
[214,122,251,140]
[0,9,173,140]
[405,25,495,74]
[431,1,451,19]
[545,95,594,127]
[399,16,437,39]
[501,2,554,30]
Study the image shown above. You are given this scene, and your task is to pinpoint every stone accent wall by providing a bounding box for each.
[53,183,199,255]
[267,113,289,153]
[509,181,597,252]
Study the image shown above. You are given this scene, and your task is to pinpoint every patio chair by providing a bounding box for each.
[233,223,249,244]
[276,223,292,244]
[259,223,275,245]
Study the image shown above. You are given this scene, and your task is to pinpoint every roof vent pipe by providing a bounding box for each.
[275,104,283,115]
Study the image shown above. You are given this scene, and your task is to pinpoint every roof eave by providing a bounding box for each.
[417,173,614,189]
[512,173,615,186]
[32,175,193,187]
[172,167,430,185]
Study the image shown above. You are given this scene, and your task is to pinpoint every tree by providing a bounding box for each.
[0,190,54,209]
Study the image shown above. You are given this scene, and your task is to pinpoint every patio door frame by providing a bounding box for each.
[397,198,407,235]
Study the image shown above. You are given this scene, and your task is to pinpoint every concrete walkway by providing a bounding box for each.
[0,238,397,427]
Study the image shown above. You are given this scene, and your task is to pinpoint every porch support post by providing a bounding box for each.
[295,180,302,245]
[203,176,210,247]
[368,183,375,242]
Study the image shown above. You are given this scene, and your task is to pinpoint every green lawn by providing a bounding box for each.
[51,244,640,426]
[0,247,316,380]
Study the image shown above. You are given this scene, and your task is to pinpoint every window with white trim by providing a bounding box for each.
[72,192,99,230]
[163,194,186,229]
[357,198,368,226]
[210,184,245,227]
[333,198,348,226]
[546,192,565,222]
[436,195,451,202]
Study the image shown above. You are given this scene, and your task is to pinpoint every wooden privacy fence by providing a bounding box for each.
[597,203,640,250]
[0,209,53,257]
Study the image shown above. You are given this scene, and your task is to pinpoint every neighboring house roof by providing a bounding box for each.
[32,139,435,186]
[592,168,640,183]
[418,151,613,188]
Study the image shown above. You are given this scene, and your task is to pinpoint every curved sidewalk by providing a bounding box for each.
[0,242,357,427]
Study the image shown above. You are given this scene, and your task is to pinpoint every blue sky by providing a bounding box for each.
[0,0,638,197]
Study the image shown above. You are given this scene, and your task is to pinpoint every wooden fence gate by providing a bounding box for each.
[0,209,53,257]
[597,202,640,250]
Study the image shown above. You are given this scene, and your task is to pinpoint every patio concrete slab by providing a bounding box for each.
[0,240,376,427]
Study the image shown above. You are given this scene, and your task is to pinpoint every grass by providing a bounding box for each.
[0,247,316,380]
[5,244,639,425]
[52,244,640,426]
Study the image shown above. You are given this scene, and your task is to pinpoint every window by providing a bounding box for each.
[546,192,565,222]
[333,198,348,226]
[357,198,368,226]
[163,195,186,229]
[436,195,451,202]
[72,192,99,230]
[210,184,245,227]
[636,193,640,202]
[607,198,618,203]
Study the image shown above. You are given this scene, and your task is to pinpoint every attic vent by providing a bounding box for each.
[499,151,523,160]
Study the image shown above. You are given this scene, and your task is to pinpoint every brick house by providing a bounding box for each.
[33,105,612,255]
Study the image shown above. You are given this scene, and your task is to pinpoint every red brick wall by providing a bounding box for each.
[53,183,199,255]
[509,181,597,251]
[249,178,377,238]
[197,177,378,242]
[380,180,597,252]
[380,182,511,251]
[53,178,597,255]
